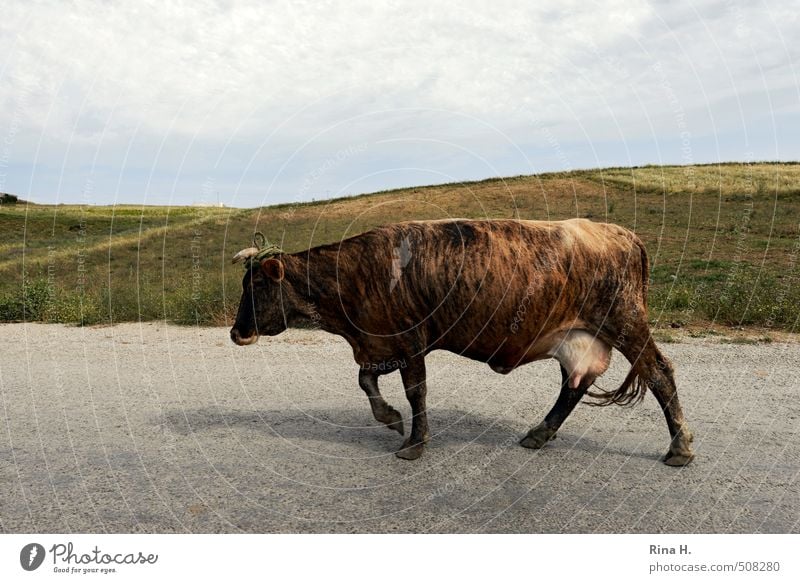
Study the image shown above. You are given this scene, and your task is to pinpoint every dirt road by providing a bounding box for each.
[1,323,797,533]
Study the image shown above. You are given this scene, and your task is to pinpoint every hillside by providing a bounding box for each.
[1,162,799,333]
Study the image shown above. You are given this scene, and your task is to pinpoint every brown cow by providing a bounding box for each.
[230,219,695,466]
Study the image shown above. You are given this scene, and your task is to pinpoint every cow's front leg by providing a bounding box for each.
[396,358,430,460]
[358,369,404,435]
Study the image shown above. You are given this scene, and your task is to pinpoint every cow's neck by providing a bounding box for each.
[281,251,350,334]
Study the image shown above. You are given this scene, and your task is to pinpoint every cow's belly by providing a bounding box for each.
[486,329,611,388]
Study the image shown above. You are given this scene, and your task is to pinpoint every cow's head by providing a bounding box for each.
[229,241,289,345]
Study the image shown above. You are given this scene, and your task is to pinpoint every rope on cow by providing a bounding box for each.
[242,232,283,269]
[251,232,283,261]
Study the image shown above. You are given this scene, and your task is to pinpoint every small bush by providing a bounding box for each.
[44,292,103,325]
[99,280,166,323]
[169,283,231,325]
[650,283,701,315]
[649,268,799,330]
[0,294,24,321]
[23,279,53,320]
[704,270,798,328]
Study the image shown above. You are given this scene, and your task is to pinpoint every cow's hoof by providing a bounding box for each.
[395,440,425,460]
[662,450,695,467]
[519,424,556,450]
[384,410,404,435]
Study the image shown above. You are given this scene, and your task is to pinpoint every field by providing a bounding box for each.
[1,162,799,333]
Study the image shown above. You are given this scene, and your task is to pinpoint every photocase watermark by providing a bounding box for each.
[0,79,32,194]
[190,229,203,301]
[510,279,537,334]
[46,243,57,298]
[159,417,179,457]
[19,541,158,575]
[585,37,632,81]
[763,223,800,329]
[727,0,750,39]
[359,358,407,373]
[280,142,368,221]
[718,194,754,307]
[20,543,46,571]
[74,177,94,296]
[426,433,519,502]
[652,61,695,189]
[520,109,573,173]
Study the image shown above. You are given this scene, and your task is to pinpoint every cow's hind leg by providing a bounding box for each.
[395,358,430,460]
[358,370,404,435]
[647,342,695,466]
[618,333,695,466]
[520,365,587,449]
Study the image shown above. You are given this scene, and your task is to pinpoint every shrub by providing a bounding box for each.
[24,279,53,320]
[169,282,231,325]
[704,270,798,328]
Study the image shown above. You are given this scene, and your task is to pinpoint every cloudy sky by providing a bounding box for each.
[0,0,797,207]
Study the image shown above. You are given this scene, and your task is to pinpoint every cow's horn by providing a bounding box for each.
[232,247,259,264]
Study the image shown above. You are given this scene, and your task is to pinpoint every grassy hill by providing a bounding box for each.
[1,162,799,334]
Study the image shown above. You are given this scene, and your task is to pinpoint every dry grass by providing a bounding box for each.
[1,162,799,330]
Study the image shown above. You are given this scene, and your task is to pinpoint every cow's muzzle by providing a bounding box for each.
[230,328,259,346]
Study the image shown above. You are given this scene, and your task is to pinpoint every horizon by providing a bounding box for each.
[6,158,798,209]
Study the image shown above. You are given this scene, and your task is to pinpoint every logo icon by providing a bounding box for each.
[20,543,46,571]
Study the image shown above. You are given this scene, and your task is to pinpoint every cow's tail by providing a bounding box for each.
[587,365,648,407]
[586,233,651,407]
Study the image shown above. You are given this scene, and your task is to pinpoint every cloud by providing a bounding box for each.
[0,0,797,205]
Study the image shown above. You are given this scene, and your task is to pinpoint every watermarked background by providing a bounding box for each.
[0,0,798,536]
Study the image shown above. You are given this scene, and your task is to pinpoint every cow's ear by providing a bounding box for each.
[260,258,285,282]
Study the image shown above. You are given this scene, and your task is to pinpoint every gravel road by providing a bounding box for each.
[1,323,798,533]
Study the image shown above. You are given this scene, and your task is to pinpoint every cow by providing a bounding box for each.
[229,218,695,466]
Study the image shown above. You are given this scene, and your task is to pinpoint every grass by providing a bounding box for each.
[1,162,799,331]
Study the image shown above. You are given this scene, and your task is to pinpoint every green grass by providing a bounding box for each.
[1,162,799,331]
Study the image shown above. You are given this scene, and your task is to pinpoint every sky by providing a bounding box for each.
[0,0,797,207]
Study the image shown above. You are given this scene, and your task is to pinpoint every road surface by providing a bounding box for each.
[1,323,798,533]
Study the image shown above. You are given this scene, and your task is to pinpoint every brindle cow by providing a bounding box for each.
[230,219,695,466]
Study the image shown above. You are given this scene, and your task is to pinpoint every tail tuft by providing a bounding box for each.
[586,366,648,407]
